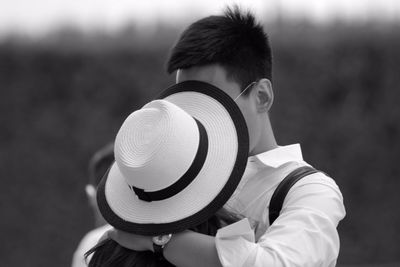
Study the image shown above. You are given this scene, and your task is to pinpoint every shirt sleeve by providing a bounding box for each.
[71,225,111,267]
[71,235,90,267]
[215,173,346,267]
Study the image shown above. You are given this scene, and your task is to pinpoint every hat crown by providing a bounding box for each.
[114,100,200,191]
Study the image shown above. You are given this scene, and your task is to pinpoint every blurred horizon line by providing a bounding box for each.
[1,0,400,40]
[1,16,399,46]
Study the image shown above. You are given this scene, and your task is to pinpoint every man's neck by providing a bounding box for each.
[250,116,278,156]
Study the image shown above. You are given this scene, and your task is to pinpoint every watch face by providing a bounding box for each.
[152,234,172,246]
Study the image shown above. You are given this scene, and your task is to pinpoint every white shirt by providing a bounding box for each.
[71,224,111,267]
[216,144,346,267]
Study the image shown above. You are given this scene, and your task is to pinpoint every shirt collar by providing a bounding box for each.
[251,144,303,168]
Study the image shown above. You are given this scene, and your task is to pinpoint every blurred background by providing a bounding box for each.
[1,0,399,266]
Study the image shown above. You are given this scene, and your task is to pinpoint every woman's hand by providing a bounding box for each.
[101,228,154,252]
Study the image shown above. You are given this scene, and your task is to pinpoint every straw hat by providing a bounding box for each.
[97,81,249,235]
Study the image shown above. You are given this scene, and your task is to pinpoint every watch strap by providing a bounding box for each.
[153,243,165,260]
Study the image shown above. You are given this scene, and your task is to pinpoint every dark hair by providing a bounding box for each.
[88,143,114,186]
[85,209,241,267]
[167,5,272,94]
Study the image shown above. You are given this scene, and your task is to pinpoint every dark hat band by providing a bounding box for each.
[130,118,208,202]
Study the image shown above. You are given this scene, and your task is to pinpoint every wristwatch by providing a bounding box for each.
[152,234,172,259]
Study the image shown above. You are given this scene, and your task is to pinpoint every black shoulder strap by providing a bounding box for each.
[269,166,319,225]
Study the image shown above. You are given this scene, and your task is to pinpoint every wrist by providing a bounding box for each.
[152,233,173,256]
[162,230,190,257]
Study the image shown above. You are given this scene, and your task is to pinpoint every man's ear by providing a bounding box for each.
[255,78,274,113]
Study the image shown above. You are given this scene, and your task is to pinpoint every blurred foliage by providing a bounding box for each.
[0,22,399,266]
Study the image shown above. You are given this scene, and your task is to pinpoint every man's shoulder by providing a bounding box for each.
[271,160,337,186]
[250,160,344,209]
[288,163,342,195]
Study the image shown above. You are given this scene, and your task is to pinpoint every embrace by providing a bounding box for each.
[77,6,346,267]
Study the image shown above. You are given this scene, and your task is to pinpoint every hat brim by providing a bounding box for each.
[97,81,249,235]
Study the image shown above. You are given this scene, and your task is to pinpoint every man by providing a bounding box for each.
[106,6,346,267]
[71,144,113,267]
